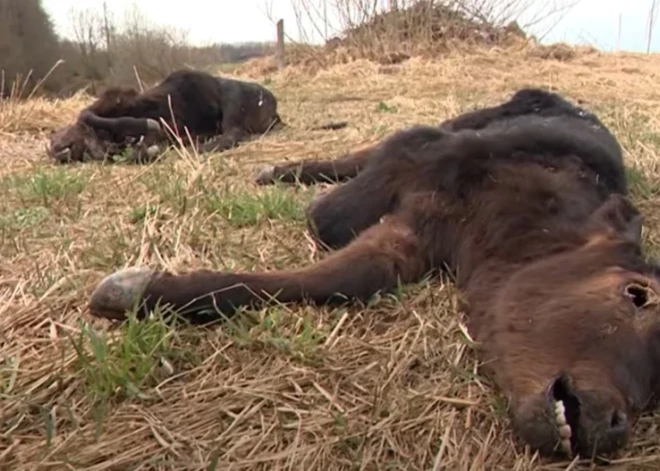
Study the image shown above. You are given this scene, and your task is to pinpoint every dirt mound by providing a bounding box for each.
[231,0,604,80]
[328,1,526,52]
[232,1,587,76]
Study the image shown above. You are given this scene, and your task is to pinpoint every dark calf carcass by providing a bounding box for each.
[86,88,660,461]
[48,69,343,163]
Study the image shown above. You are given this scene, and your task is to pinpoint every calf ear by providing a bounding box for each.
[589,194,643,245]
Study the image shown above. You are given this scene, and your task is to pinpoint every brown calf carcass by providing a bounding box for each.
[47,68,347,163]
[87,88,660,460]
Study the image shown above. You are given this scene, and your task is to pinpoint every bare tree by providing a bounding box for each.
[68,7,108,82]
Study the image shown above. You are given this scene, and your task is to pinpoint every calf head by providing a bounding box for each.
[47,120,119,162]
[48,118,162,163]
[47,84,166,163]
[481,194,660,458]
[48,88,164,163]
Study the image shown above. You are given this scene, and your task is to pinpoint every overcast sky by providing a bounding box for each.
[41,0,660,53]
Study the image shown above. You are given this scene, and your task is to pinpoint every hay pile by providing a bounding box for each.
[235,0,584,77]
[328,0,526,52]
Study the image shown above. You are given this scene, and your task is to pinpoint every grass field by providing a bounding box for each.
[3,47,660,470]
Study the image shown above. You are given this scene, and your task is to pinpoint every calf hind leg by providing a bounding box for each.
[300,125,455,249]
[256,144,376,186]
[306,169,397,250]
[88,216,425,325]
[256,124,452,187]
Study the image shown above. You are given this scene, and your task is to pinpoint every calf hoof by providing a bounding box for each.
[51,147,72,163]
[146,145,160,159]
[146,119,162,134]
[89,266,156,320]
[255,165,276,185]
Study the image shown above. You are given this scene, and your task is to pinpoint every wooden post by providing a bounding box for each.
[276,19,285,70]
[647,0,657,53]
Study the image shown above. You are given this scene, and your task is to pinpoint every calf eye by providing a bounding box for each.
[624,283,651,308]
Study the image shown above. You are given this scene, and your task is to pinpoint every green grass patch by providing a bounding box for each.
[71,313,177,405]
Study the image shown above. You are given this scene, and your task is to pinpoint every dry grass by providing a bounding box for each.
[3,46,660,470]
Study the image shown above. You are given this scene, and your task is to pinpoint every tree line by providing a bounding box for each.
[0,0,275,98]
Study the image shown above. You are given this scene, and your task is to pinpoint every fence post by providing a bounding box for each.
[647,0,658,53]
[276,19,285,70]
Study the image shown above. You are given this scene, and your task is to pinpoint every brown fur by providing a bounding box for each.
[88,88,660,460]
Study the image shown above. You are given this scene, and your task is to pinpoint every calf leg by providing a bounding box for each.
[256,123,453,187]
[306,168,397,250]
[197,126,249,153]
[255,145,376,186]
[197,100,253,154]
[88,216,425,325]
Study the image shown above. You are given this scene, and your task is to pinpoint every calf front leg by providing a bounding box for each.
[88,216,424,325]
[255,144,376,186]
[197,127,248,153]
